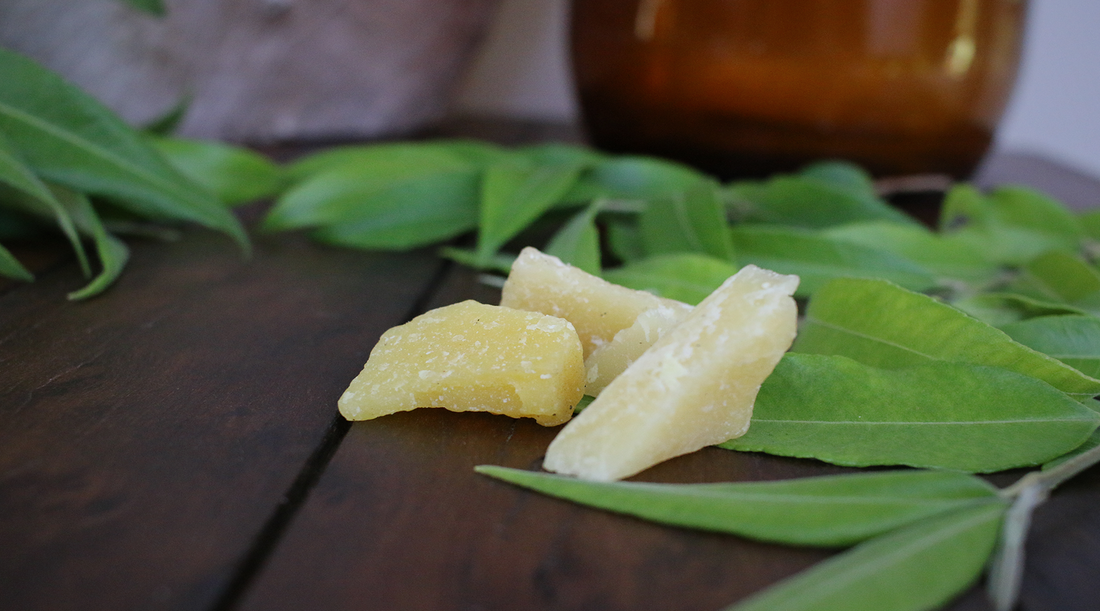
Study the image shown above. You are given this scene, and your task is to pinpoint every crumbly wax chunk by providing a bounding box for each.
[584,303,692,396]
[338,300,584,426]
[543,265,799,481]
[500,247,690,359]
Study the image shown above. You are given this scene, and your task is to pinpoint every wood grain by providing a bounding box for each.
[0,229,444,611]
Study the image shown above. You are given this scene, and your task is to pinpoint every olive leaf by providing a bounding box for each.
[476,160,583,264]
[0,48,247,251]
[544,200,602,275]
[794,278,1100,400]
[726,502,1006,611]
[730,225,936,298]
[0,240,32,281]
[722,354,1100,472]
[725,174,915,229]
[1000,315,1100,378]
[602,254,738,305]
[639,180,735,260]
[151,136,284,206]
[476,466,998,547]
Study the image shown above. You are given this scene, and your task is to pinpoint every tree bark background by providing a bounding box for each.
[0,0,500,143]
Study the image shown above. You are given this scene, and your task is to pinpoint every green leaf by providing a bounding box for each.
[1044,427,1100,470]
[824,221,1000,285]
[999,315,1100,378]
[1079,209,1100,241]
[264,165,479,234]
[439,246,515,275]
[53,188,130,300]
[939,185,1081,266]
[0,129,90,274]
[1005,250,1100,314]
[476,160,583,263]
[723,354,1100,472]
[304,170,481,250]
[120,0,166,16]
[606,220,646,263]
[727,502,1006,611]
[141,95,189,135]
[798,160,877,199]
[150,136,284,206]
[0,240,33,281]
[0,49,246,250]
[477,466,997,547]
[286,140,484,183]
[603,254,738,305]
[730,225,936,298]
[639,180,735,260]
[726,175,915,229]
[951,292,1089,327]
[515,142,604,168]
[794,278,1100,400]
[562,155,706,203]
[544,200,602,275]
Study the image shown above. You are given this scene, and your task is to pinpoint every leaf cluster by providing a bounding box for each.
[0,49,283,299]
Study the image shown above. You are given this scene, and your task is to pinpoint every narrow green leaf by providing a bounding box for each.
[726,175,915,229]
[795,278,1100,400]
[0,130,90,274]
[824,221,1000,285]
[264,166,479,233]
[603,254,738,305]
[477,466,997,547]
[562,156,706,203]
[286,141,480,183]
[799,160,877,199]
[640,180,735,260]
[0,49,246,250]
[727,502,1006,611]
[730,225,936,298]
[150,136,284,206]
[516,142,604,168]
[50,187,130,300]
[141,95,189,135]
[952,291,1089,327]
[1000,315,1100,377]
[723,354,1100,472]
[0,240,33,281]
[544,200,602,275]
[306,171,481,250]
[476,161,582,263]
[120,0,166,16]
[439,246,515,274]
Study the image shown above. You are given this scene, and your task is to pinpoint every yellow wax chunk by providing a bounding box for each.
[500,247,690,358]
[584,303,692,396]
[338,300,584,426]
[543,265,799,481]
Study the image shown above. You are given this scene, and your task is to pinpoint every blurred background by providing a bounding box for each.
[3,0,1097,179]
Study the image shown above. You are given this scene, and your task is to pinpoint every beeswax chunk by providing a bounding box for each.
[338,300,584,426]
[543,265,799,480]
[584,303,691,396]
[500,247,690,358]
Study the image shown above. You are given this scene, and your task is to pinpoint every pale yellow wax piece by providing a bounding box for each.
[543,265,799,481]
[338,300,584,426]
[584,303,691,396]
[500,247,690,359]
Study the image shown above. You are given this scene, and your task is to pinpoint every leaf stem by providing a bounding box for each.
[989,440,1100,610]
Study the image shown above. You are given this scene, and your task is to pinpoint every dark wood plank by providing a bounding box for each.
[0,229,445,611]
[238,155,1100,611]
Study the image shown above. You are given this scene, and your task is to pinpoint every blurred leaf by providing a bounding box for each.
[603,254,738,305]
[141,96,189,135]
[0,49,246,250]
[544,200,602,275]
[730,225,936,298]
[0,240,32,281]
[476,160,582,264]
[1005,250,1100,314]
[799,160,877,199]
[287,141,482,183]
[953,292,1091,327]
[1000,315,1100,378]
[727,502,1005,611]
[151,136,284,206]
[562,155,706,203]
[52,187,130,300]
[640,180,734,260]
[438,246,515,275]
[726,175,914,228]
[120,0,166,16]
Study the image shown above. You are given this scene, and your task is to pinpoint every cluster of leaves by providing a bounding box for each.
[0,48,285,298]
[270,137,1100,609]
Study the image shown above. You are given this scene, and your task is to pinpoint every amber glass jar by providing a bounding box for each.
[571,0,1027,179]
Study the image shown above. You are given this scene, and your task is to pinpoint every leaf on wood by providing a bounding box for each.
[639,180,735,260]
[477,466,998,547]
[151,136,284,206]
[476,160,583,264]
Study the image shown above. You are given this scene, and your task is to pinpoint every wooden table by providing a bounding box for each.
[2,130,1099,611]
